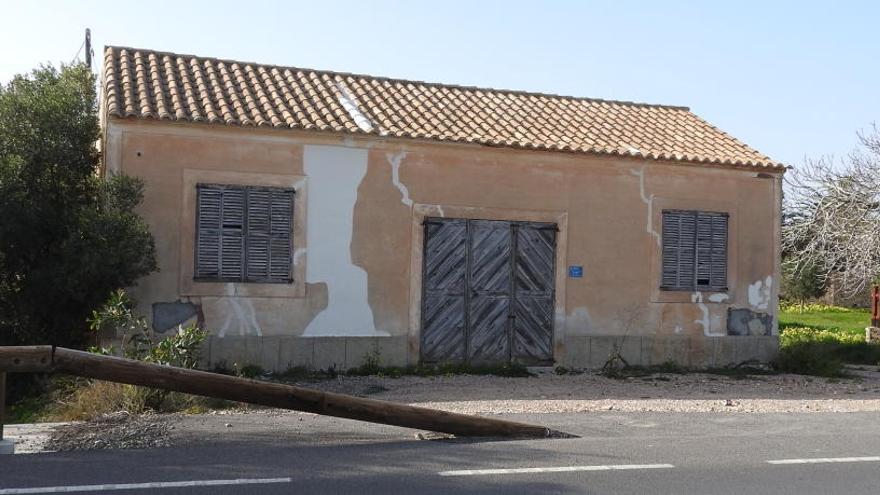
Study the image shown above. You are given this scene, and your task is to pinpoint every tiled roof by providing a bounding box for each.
[103,46,783,170]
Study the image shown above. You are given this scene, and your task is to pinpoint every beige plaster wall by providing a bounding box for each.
[106,119,782,369]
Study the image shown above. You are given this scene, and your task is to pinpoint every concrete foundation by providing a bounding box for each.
[204,335,409,372]
[562,335,778,369]
[201,334,777,372]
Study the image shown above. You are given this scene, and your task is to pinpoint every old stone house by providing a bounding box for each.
[100,45,784,372]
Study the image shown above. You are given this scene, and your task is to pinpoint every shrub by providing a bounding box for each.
[773,343,846,377]
[775,326,880,376]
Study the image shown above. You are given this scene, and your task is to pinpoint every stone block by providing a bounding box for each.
[755,336,779,363]
[562,335,590,368]
[688,337,713,368]
[732,336,759,364]
[344,337,380,369]
[867,327,880,343]
[377,336,409,367]
[643,336,690,368]
[279,337,315,370]
[711,338,738,368]
[312,337,346,371]
[259,336,282,372]
[589,336,641,369]
[206,336,263,371]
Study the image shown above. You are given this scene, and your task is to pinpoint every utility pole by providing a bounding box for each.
[84,28,92,69]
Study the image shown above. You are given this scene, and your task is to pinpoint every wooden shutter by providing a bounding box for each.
[661,210,727,291]
[695,213,713,287]
[246,188,271,281]
[709,213,728,290]
[661,210,696,290]
[268,189,294,282]
[218,186,245,279]
[195,186,222,278]
[197,184,293,283]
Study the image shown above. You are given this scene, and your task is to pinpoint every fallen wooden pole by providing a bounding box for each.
[0,346,550,438]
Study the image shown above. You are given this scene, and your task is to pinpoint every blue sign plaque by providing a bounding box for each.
[568,265,583,278]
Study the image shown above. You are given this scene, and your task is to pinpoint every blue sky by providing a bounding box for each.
[2,0,877,167]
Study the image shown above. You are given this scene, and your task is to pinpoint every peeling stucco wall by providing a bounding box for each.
[109,120,781,369]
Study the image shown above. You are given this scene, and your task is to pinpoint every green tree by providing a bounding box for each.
[782,261,826,311]
[0,64,157,348]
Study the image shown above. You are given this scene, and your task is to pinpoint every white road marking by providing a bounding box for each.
[438,463,675,477]
[0,478,292,494]
[767,456,880,465]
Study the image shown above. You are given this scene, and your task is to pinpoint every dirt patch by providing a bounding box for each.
[45,412,174,451]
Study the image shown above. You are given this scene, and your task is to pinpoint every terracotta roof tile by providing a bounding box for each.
[103,46,783,170]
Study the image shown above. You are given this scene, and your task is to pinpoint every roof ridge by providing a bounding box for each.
[104,45,692,112]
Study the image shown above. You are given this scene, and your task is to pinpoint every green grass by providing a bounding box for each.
[778,304,869,334]
[775,303,879,375]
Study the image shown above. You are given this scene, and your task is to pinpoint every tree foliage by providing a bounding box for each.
[783,126,880,300]
[0,64,157,348]
[781,261,826,308]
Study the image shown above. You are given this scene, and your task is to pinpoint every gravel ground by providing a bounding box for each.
[293,370,880,413]
[34,370,880,452]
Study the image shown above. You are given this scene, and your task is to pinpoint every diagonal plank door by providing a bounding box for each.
[467,220,513,363]
[421,219,468,362]
[421,218,556,365]
[512,223,557,363]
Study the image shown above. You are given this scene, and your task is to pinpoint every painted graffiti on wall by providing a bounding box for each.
[302,145,387,337]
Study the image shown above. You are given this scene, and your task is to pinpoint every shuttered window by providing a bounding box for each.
[195,184,294,283]
[661,210,728,291]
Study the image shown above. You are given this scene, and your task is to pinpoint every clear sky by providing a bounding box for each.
[2,0,877,167]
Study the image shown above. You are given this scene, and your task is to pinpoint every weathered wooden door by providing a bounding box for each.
[421,218,556,365]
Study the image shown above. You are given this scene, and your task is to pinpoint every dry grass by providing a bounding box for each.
[46,379,238,422]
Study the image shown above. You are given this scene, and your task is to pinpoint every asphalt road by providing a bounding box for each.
[2,411,879,494]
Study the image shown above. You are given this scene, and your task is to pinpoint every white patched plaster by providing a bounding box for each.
[387,151,412,208]
[335,82,374,133]
[217,296,262,338]
[630,167,661,248]
[292,248,306,266]
[303,145,386,337]
[708,293,729,303]
[692,292,725,337]
[748,276,773,311]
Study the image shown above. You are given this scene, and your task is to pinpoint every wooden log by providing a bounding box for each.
[0,346,550,438]
[0,345,53,373]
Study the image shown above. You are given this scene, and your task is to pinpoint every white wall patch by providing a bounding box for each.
[692,292,725,337]
[630,167,661,248]
[303,145,386,337]
[708,293,729,303]
[748,276,773,310]
[387,151,412,208]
